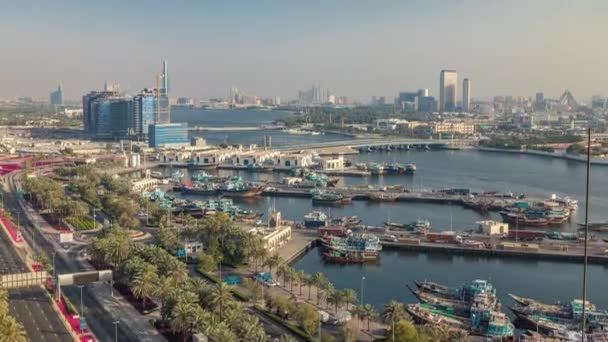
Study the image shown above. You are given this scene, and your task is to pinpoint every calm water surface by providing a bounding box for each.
[167,108,608,309]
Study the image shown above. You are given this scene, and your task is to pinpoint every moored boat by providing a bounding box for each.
[311,189,351,206]
[303,211,329,228]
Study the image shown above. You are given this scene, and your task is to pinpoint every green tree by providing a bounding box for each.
[448,329,470,342]
[391,319,420,342]
[327,290,343,313]
[297,270,306,296]
[311,272,327,305]
[341,289,357,310]
[294,303,319,337]
[208,282,234,316]
[197,252,218,273]
[170,300,197,341]
[340,320,358,342]
[130,263,159,310]
[383,300,409,342]
[0,316,27,342]
[304,274,315,301]
[158,225,179,251]
[362,304,379,331]
[264,253,282,276]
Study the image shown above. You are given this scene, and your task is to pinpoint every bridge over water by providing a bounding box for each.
[275,138,476,152]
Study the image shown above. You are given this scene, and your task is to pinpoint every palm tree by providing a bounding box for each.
[448,329,471,342]
[328,290,343,313]
[130,263,159,311]
[383,300,408,342]
[341,289,357,310]
[304,275,315,301]
[297,270,306,296]
[264,253,282,276]
[278,335,298,342]
[208,282,234,315]
[0,316,27,342]
[0,285,9,314]
[321,281,335,309]
[311,272,327,305]
[170,300,196,342]
[350,304,365,328]
[283,267,295,293]
[276,264,288,287]
[210,322,238,342]
[363,304,379,331]
[419,324,450,342]
[153,276,178,319]
[191,306,211,336]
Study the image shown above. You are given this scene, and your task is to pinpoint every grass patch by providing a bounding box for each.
[67,216,96,231]
[195,267,251,302]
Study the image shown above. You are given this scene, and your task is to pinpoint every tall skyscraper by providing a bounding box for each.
[463,78,471,112]
[161,60,169,92]
[49,84,64,107]
[439,69,458,113]
[82,90,133,137]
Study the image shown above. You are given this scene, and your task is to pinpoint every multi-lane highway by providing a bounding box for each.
[3,174,141,342]
[0,188,72,342]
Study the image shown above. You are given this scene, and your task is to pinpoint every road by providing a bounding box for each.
[4,174,141,342]
[0,190,72,342]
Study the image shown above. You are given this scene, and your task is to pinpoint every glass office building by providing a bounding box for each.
[148,123,189,147]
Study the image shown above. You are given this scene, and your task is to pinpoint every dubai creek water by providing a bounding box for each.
[170,108,608,310]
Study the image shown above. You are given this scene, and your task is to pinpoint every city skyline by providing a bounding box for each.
[2,1,608,100]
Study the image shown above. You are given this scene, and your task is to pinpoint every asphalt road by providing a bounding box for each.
[0,199,72,342]
[3,178,140,342]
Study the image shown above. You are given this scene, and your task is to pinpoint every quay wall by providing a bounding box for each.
[476,147,608,166]
[381,241,608,264]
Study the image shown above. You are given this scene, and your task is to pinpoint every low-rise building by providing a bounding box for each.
[130,177,159,191]
[477,220,509,236]
[274,152,313,170]
[320,156,344,170]
[231,151,279,167]
[432,120,475,135]
[375,119,409,131]
[191,149,235,167]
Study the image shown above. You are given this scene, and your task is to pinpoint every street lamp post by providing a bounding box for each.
[112,321,120,342]
[52,252,56,279]
[360,276,366,305]
[78,285,84,322]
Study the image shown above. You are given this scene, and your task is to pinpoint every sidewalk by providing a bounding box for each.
[21,197,166,342]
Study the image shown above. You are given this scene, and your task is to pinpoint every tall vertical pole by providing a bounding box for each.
[581,128,591,339]
[156,74,161,123]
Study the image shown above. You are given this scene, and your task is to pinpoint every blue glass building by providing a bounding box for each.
[148,123,189,147]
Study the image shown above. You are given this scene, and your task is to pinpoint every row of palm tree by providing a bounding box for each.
[90,230,270,342]
[0,285,27,342]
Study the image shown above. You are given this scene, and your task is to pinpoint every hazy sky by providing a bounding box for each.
[1,0,607,102]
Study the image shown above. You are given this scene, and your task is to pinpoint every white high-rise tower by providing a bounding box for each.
[161,60,169,92]
[463,78,471,112]
[439,69,458,113]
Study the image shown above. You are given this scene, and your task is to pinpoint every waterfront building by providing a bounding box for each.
[246,211,292,252]
[375,118,408,131]
[432,120,475,135]
[275,152,314,170]
[320,156,345,170]
[130,177,159,192]
[82,90,133,137]
[463,78,471,112]
[440,69,458,113]
[477,220,509,236]
[133,88,169,135]
[191,150,236,166]
[49,84,64,107]
[148,123,189,148]
[231,150,279,167]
